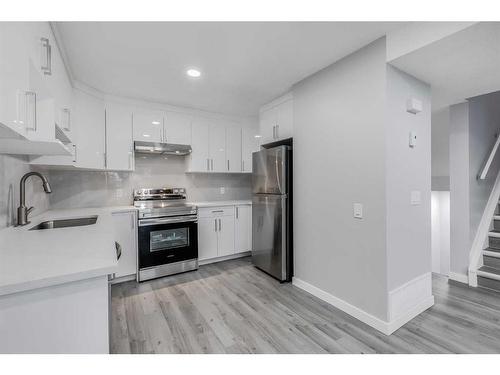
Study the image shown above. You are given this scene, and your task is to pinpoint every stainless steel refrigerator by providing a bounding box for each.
[251,145,292,282]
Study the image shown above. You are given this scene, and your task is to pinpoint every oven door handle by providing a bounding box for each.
[138,216,198,226]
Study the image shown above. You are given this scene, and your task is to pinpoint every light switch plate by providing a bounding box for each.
[353,203,363,219]
[410,191,421,205]
[409,131,417,148]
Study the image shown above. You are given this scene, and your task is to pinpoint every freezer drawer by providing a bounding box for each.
[251,194,290,281]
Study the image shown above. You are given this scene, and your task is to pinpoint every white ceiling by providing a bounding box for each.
[390,22,500,112]
[55,22,404,117]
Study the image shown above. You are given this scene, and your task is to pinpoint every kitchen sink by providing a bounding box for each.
[29,216,98,230]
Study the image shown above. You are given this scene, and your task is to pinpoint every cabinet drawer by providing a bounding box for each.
[198,206,235,218]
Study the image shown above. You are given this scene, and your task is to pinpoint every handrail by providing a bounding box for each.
[478,132,500,180]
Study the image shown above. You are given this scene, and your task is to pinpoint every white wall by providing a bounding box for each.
[385,65,432,291]
[293,38,433,331]
[431,191,450,276]
[293,38,389,321]
[449,102,470,277]
[431,108,450,191]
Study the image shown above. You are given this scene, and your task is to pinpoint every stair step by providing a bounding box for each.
[488,234,500,249]
[477,266,500,292]
[494,218,500,231]
[489,230,500,238]
[484,248,500,258]
[483,255,500,269]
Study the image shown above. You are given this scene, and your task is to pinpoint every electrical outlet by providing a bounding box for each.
[220,187,225,195]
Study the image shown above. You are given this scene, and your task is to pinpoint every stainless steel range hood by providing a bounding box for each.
[134,141,192,156]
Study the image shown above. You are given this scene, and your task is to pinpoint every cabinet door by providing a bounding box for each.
[198,217,219,261]
[217,215,235,257]
[106,102,134,171]
[74,89,106,169]
[164,111,191,145]
[226,126,242,172]
[0,23,30,138]
[112,211,137,278]
[209,123,226,172]
[276,99,293,140]
[235,205,252,253]
[189,117,210,172]
[132,110,163,143]
[259,106,277,144]
[242,128,260,173]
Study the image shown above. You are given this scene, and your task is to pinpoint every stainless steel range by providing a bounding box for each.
[134,187,198,282]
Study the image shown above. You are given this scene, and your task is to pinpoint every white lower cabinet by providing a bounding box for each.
[111,211,137,279]
[218,215,235,257]
[198,217,219,261]
[197,203,251,263]
[235,204,252,253]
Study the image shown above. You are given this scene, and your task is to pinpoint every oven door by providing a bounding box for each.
[138,216,198,269]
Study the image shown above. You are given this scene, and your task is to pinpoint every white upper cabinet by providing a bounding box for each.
[276,98,293,139]
[106,102,134,171]
[0,23,30,138]
[209,123,227,172]
[164,111,191,145]
[133,110,163,143]
[259,106,278,144]
[189,118,227,173]
[25,22,74,141]
[74,89,106,169]
[259,94,293,143]
[242,127,260,173]
[226,126,242,173]
[190,117,211,172]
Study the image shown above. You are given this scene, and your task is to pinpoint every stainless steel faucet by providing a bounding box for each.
[17,172,52,226]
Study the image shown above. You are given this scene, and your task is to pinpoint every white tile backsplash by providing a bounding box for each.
[47,154,252,209]
[0,155,50,229]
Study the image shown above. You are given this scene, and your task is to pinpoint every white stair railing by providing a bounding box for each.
[478,133,500,180]
[469,169,500,286]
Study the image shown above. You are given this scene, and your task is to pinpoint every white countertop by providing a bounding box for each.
[190,200,252,207]
[0,201,251,297]
[0,207,134,297]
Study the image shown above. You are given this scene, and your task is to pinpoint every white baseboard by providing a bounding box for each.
[293,274,434,336]
[387,272,434,334]
[449,272,468,284]
[292,277,391,334]
[199,251,250,266]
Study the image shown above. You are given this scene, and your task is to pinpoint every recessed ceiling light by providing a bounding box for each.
[142,134,151,137]
[186,68,201,78]
[151,121,160,125]
[254,135,262,138]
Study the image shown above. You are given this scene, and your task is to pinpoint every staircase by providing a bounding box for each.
[477,212,500,291]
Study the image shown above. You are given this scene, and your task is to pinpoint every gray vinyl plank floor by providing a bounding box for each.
[110,256,500,354]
